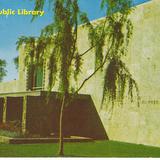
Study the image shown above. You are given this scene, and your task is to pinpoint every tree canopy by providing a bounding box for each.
[17,0,139,106]
[0,59,7,82]
[13,56,19,71]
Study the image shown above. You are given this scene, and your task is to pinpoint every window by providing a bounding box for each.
[27,64,44,91]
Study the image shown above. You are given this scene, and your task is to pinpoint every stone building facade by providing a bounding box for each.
[0,0,160,147]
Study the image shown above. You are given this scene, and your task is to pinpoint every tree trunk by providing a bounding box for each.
[58,95,66,156]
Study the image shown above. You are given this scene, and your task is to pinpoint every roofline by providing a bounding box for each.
[83,0,152,26]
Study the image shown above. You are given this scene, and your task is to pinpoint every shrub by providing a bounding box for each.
[0,129,21,138]
[0,121,21,133]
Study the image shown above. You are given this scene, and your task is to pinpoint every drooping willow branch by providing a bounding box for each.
[73,16,108,59]
[74,44,112,95]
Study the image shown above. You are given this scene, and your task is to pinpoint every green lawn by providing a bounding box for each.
[0,140,160,157]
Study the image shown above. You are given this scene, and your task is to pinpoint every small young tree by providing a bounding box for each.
[17,0,139,156]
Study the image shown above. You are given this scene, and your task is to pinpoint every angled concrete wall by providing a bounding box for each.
[25,95,107,139]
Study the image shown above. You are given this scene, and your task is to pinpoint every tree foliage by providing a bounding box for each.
[16,0,140,106]
[17,0,90,95]
[0,59,7,82]
[86,0,139,107]
[13,56,19,70]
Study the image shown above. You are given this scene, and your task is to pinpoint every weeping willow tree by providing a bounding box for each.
[84,0,140,107]
[0,59,7,82]
[16,0,139,156]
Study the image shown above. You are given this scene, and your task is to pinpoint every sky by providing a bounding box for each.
[0,0,150,82]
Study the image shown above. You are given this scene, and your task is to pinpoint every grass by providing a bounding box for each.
[0,140,160,157]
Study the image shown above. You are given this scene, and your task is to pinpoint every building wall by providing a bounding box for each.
[0,45,27,93]
[0,80,19,93]
[76,0,160,147]
[1,0,160,147]
[107,0,160,147]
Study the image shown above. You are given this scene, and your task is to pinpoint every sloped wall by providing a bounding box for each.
[25,95,108,139]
